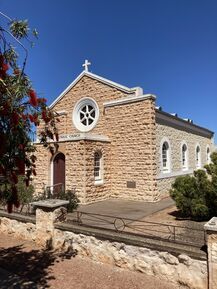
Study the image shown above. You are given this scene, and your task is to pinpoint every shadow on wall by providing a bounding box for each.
[0,242,77,288]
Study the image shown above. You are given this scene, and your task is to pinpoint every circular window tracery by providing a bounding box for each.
[73,98,99,132]
[79,104,96,126]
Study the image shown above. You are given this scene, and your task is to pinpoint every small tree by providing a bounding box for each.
[0,12,58,212]
[170,152,217,220]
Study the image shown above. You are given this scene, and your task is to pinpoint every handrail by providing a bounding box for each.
[74,210,203,231]
[68,210,205,247]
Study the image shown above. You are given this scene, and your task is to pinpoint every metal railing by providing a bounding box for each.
[45,183,64,198]
[68,211,205,247]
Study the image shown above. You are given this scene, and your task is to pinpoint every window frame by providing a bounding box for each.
[94,151,103,185]
[73,97,99,132]
[206,145,211,164]
[181,142,188,171]
[160,138,171,173]
[195,144,201,169]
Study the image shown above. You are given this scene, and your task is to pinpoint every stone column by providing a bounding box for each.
[204,217,217,289]
[31,199,69,248]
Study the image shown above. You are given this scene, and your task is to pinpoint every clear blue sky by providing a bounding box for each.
[1,0,217,141]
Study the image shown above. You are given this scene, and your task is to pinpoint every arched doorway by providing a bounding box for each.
[53,153,65,195]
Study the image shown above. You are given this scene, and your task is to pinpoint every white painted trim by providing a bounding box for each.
[160,137,172,173]
[157,169,194,180]
[206,144,211,164]
[34,133,110,144]
[103,94,156,108]
[72,97,99,132]
[94,180,104,186]
[87,71,140,93]
[180,141,188,171]
[56,110,67,116]
[195,143,201,169]
[49,70,141,109]
[94,150,103,183]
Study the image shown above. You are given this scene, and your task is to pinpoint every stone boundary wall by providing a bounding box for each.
[0,213,207,289]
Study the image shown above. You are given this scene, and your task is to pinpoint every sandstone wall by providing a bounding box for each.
[0,217,36,241]
[44,75,134,136]
[156,123,213,198]
[84,140,111,203]
[104,98,157,201]
[33,144,50,195]
[33,141,86,201]
[53,229,207,289]
[34,139,111,203]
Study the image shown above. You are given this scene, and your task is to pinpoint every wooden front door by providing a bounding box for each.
[53,153,65,194]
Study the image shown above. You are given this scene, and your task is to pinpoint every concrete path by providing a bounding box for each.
[67,197,175,230]
[77,197,174,219]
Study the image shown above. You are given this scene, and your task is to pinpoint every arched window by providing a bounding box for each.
[162,142,170,172]
[206,146,211,164]
[94,151,103,182]
[181,144,188,170]
[196,145,201,168]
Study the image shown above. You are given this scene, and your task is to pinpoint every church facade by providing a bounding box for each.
[34,64,214,203]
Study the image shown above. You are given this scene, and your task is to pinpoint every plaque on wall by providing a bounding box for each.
[127,181,136,188]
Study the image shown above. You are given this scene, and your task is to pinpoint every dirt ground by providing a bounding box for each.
[0,233,180,289]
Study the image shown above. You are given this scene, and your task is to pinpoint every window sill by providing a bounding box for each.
[157,169,193,180]
[182,167,188,171]
[162,169,171,173]
[94,180,104,186]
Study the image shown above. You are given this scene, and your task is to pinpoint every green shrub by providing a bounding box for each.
[170,152,217,220]
[0,176,34,212]
[58,189,79,213]
[17,176,34,211]
[43,187,79,213]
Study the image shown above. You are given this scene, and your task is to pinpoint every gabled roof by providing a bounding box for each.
[49,70,142,109]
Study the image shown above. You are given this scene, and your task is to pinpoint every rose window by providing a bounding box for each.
[73,98,99,132]
[79,104,96,126]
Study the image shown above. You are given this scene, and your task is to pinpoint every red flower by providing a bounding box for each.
[13,69,20,75]
[2,63,9,71]
[21,113,27,120]
[42,110,47,120]
[28,89,38,107]
[28,89,37,98]
[38,97,47,104]
[33,113,38,122]
[18,144,24,150]
[29,95,38,107]
[12,112,20,125]
[29,114,34,122]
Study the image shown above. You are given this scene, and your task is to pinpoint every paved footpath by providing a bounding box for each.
[77,197,175,219]
[0,233,180,289]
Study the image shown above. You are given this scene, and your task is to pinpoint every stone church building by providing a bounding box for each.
[34,61,214,203]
